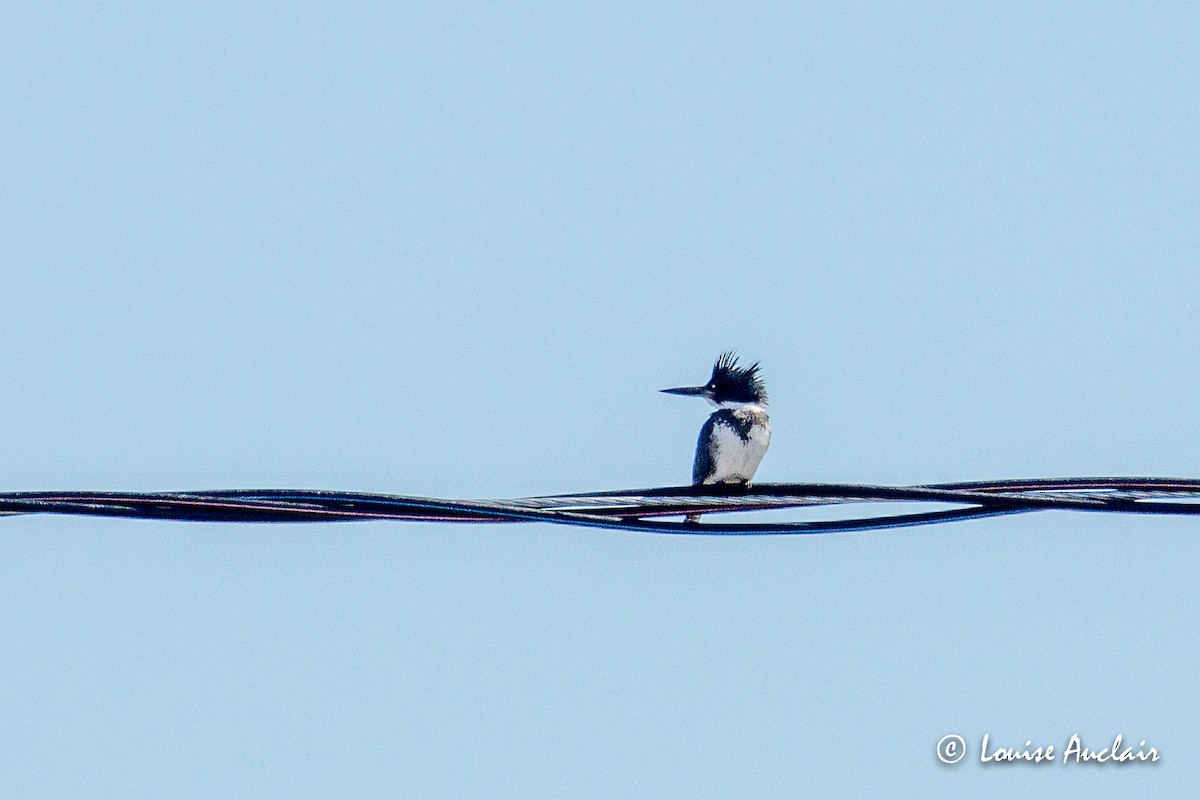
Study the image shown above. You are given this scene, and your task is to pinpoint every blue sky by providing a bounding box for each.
[2,2,1198,797]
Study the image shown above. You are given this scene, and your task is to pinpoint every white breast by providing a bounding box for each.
[706,418,770,484]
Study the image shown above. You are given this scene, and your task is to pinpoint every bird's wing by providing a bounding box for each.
[692,413,720,484]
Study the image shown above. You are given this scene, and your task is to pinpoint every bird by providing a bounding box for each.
[661,352,771,490]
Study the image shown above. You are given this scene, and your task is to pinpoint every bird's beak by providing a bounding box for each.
[660,386,708,397]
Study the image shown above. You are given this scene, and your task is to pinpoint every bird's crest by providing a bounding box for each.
[709,351,767,404]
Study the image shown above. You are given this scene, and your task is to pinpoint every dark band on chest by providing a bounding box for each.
[713,408,763,442]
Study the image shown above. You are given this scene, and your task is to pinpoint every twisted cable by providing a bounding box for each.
[3,477,1199,534]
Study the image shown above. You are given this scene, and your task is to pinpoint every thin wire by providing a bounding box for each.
[2,478,1200,534]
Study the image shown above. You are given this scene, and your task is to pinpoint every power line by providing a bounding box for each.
[3,477,1199,534]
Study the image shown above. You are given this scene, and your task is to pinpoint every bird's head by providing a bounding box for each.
[660,351,767,408]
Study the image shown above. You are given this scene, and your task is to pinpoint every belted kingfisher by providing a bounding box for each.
[661,352,771,486]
